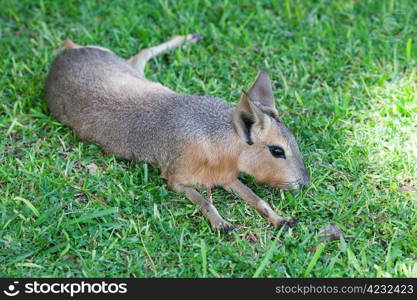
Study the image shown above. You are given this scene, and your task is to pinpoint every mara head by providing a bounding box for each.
[233,70,309,192]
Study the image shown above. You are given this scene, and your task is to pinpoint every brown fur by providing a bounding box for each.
[168,138,240,189]
[62,39,78,49]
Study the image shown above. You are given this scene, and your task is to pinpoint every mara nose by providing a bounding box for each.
[301,172,310,186]
[289,173,310,195]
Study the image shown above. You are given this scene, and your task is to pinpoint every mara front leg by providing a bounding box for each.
[224,180,294,227]
[172,183,235,233]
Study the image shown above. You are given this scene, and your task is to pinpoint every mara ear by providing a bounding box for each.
[233,92,266,145]
[247,70,277,112]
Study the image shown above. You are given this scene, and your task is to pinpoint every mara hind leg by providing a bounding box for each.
[127,34,203,77]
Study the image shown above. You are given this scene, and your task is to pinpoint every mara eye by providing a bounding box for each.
[268,145,286,159]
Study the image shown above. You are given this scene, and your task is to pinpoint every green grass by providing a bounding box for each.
[1,0,417,278]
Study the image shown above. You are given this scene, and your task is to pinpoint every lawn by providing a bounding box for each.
[0,0,416,278]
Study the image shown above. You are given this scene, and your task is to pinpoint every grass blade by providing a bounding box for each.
[253,228,284,278]
[15,196,40,217]
[303,243,326,277]
[200,239,207,277]
[61,207,119,227]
